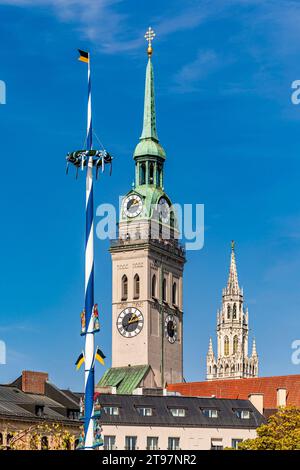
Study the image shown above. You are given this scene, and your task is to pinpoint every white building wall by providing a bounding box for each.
[101,424,257,450]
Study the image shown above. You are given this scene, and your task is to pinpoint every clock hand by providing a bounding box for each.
[128,315,139,325]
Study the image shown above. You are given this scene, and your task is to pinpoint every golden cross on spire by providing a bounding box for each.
[145,27,156,57]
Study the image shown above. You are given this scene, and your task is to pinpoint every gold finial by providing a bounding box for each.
[231,240,235,251]
[145,27,156,57]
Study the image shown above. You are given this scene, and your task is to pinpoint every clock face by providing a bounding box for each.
[165,315,177,344]
[158,197,170,223]
[123,194,143,218]
[117,307,144,338]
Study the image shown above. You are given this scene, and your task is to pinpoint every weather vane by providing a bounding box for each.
[145,27,156,57]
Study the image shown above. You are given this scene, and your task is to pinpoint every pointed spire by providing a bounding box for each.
[140,57,158,142]
[134,28,166,160]
[207,338,214,357]
[227,240,240,294]
[252,339,257,357]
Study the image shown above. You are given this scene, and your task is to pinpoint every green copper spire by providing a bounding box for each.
[134,28,166,160]
[140,58,158,141]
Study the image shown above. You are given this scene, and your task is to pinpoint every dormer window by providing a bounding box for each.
[35,405,44,417]
[136,407,153,417]
[235,409,250,419]
[202,408,218,418]
[170,408,186,417]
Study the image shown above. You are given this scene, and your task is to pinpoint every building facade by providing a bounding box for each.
[98,393,265,451]
[0,371,80,450]
[206,242,258,381]
[100,40,185,390]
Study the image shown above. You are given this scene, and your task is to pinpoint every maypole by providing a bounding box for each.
[67,49,112,450]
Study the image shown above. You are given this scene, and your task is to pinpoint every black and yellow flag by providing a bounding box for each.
[78,49,89,63]
[75,352,85,370]
[95,347,106,366]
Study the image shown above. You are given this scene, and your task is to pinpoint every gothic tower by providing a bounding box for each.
[206,242,258,381]
[103,31,185,390]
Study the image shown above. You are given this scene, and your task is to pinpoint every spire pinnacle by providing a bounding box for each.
[145,26,156,57]
[207,338,214,357]
[252,339,257,357]
[227,240,240,294]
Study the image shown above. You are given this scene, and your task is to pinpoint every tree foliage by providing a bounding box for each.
[6,422,75,450]
[238,407,300,450]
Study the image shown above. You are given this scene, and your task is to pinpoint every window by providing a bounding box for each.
[0,433,2,446]
[172,282,177,305]
[224,336,229,356]
[35,405,44,417]
[147,437,158,450]
[162,278,167,302]
[136,407,152,417]
[103,406,119,416]
[134,274,140,299]
[151,274,157,298]
[170,212,175,239]
[235,409,250,419]
[125,436,137,451]
[149,163,154,184]
[140,163,146,185]
[233,303,237,319]
[202,409,218,418]
[231,439,243,450]
[157,165,162,187]
[233,335,238,354]
[211,438,223,450]
[67,409,79,420]
[121,275,128,301]
[227,305,231,319]
[170,408,186,417]
[104,435,116,450]
[41,436,49,450]
[168,437,180,450]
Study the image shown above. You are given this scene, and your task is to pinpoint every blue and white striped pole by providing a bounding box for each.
[84,53,95,450]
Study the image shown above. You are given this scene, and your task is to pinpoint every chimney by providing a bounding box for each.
[21,371,48,395]
[248,393,264,415]
[277,388,287,408]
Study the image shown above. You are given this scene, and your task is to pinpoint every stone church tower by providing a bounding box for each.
[206,242,258,381]
[98,32,185,393]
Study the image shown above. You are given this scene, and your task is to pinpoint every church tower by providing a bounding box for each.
[206,242,258,381]
[101,29,185,391]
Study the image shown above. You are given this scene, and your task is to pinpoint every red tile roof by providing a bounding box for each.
[167,375,300,409]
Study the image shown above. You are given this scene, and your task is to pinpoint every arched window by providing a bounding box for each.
[227,305,231,319]
[224,336,229,356]
[149,163,154,184]
[0,433,3,446]
[233,335,238,354]
[157,165,162,187]
[121,275,128,301]
[225,364,229,375]
[140,163,146,185]
[172,282,177,305]
[152,275,157,298]
[233,304,237,319]
[162,278,167,302]
[134,274,140,299]
[41,436,49,450]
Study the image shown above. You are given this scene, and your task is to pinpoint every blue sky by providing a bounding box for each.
[1,0,300,390]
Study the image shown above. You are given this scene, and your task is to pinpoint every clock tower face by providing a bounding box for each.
[165,315,177,344]
[117,307,144,338]
[123,194,143,218]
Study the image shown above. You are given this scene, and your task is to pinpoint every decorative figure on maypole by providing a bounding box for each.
[67,48,112,450]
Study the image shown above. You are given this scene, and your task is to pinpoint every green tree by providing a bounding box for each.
[238,407,300,450]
